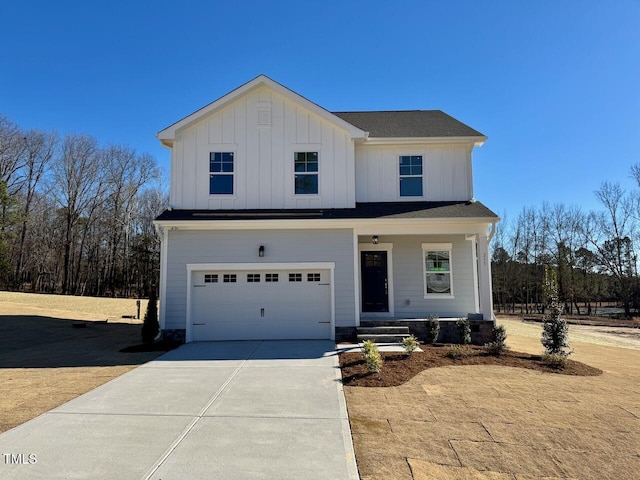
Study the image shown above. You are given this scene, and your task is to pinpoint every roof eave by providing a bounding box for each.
[153,216,498,232]
[361,136,487,147]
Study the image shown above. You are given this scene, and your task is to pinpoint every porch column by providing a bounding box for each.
[477,232,494,321]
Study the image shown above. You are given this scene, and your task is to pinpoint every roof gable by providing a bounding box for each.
[157,75,367,146]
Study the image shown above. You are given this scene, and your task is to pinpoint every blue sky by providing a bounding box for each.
[1,0,638,221]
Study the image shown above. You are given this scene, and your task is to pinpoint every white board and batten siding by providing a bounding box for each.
[163,228,356,337]
[354,144,473,202]
[170,85,356,210]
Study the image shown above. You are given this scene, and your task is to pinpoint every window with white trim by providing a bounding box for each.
[247,274,261,283]
[209,152,234,195]
[223,274,237,283]
[204,274,218,283]
[307,273,321,282]
[265,273,279,282]
[399,155,423,197]
[422,243,453,297]
[294,152,318,195]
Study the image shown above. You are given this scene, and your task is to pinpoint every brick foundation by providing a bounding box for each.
[335,327,357,343]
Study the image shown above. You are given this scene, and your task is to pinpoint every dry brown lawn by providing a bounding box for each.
[0,293,161,433]
[3,293,640,479]
[345,317,640,480]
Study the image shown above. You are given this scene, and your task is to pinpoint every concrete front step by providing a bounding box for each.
[356,324,411,343]
[357,334,410,343]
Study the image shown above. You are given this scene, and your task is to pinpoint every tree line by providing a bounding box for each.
[0,114,167,297]
[3,111,638,314]
[492,169,640,318]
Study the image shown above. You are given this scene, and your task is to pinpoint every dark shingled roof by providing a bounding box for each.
[332,110,485,138]
[156,201,498,222]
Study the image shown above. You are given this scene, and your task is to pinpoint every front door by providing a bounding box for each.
[361,251,389,312]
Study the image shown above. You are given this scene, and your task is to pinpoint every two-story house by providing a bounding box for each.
[154,75,498,344]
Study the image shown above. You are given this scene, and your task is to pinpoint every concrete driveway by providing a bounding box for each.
[0,340,359,480]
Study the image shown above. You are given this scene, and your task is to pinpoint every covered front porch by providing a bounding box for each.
[341,221,496,343]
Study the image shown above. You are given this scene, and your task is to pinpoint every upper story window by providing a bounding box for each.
[294,152,318,195]
[399,155,423,197]
[210,152,234,195]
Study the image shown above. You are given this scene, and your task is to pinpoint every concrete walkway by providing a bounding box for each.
[0,340,359,480]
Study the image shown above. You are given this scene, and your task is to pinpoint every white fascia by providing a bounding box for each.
[361,136,487,147]
[154,218,497,236]
[156,75,367,146]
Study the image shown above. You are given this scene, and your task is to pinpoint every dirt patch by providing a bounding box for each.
[340,346,601,388]
[502,312,640,328]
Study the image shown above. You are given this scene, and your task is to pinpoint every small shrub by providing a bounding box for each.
[541,352,567,369]
[541,267,572,357]
[485,324,507,355]
[364,350,383,373]
[425,314,440,344]
[361,340,383,373]
[401,334,420,354]
[361,339,378,356]
[542,318,571,355]
[141,287,159,344]
[444,344,472,359]
[456,317,471,345]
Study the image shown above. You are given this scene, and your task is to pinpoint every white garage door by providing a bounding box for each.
[190,269,332,341]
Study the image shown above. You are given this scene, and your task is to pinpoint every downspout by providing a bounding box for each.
[488,220,497,242]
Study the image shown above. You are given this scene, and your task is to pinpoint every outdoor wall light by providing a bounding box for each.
[258,245,265,257]
[372,236,379,244]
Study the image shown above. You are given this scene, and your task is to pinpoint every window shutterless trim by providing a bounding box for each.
[209,151,235,195]
[293,150,320,196]
[399,155,423,197]
[421,242,454,298]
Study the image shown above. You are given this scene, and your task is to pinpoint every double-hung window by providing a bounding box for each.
[209,152,234,195]
[399,155,423,197]
[422,243,453,297]
[294,152,318,195]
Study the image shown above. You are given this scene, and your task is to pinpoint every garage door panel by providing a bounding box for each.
[191,269,331,341]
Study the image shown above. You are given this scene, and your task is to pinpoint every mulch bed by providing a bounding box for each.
[339,345,602,387]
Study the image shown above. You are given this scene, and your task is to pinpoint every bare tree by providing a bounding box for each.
[13,130,57,284]
[584,182,637,317]
[51,134,104,294]
[0,115,27,194]
[101,146,159,295]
